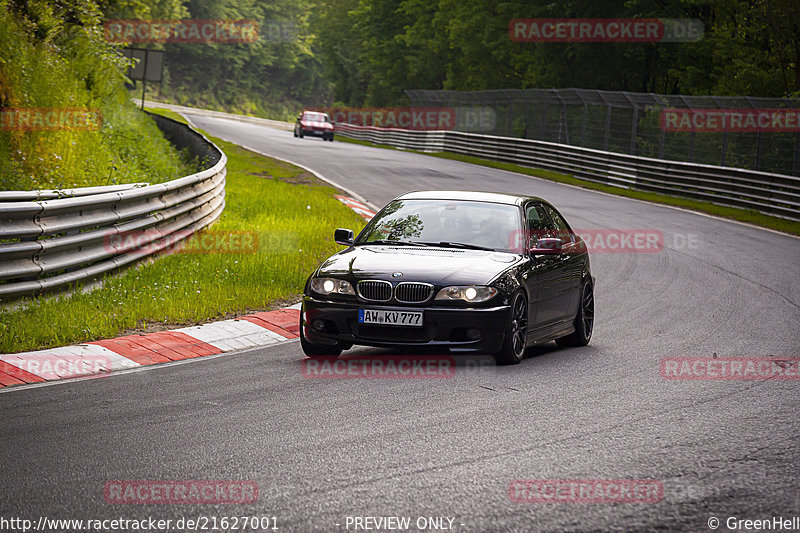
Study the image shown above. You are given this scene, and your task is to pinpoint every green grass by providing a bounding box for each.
[336,136,800,236]
[0,2,193,190]
[144,107,191,126]
[0,128,366,353]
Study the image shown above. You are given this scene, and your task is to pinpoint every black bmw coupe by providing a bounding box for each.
[300,191,594,364]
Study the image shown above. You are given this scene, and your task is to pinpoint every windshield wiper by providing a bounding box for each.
[357,240,429,246]
[421,241,495,251]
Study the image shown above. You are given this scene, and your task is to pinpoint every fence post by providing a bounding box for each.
[755,129,762,171]
[580,104,587,146]
[560,104,569,144]
[540,100,548,140]
[523,102,530,138]
[720,130,729,167]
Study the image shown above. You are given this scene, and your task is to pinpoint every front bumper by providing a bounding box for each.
[301,128,333,137]
[301,295,510,354]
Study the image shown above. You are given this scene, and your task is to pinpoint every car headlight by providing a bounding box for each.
[310,277,355,296]
[435,285,497,303]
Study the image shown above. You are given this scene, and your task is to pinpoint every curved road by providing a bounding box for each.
[1,115,798,532]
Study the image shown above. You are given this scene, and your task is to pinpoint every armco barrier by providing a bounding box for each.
[335,123,800,221]
[0,113,226,301]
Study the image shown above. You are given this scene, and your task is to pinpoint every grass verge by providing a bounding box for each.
[336,136,800,236]
[0,117,366,353]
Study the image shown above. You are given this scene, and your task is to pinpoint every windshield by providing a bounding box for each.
[303,112,329,122]
[356,199,522,252]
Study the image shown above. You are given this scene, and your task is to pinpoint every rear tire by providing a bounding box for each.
[298,129,304,138]
[494,291,527,365]
[556,282,594,347]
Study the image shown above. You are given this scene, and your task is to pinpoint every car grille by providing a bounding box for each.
[394,282,433,303]
[350,322,437,343]
[357,280,392,301]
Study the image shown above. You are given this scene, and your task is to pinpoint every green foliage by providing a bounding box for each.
[315,0,800,107]
[105,0,328,120]
[0,0,192,189]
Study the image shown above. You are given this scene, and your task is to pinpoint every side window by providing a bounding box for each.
[526,204,555,246]
[543,205,574,243]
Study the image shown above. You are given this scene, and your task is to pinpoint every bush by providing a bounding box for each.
[0,0,192,190]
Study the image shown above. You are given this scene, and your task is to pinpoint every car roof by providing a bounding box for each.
[394,190,545,206]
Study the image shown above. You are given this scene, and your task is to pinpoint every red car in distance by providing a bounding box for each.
[294,110,335,141]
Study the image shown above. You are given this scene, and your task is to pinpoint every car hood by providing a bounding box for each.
[301,120,333,129]
[316,245,522,286]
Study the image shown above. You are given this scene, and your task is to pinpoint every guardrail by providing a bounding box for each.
[0,113,226,302]
[336,123,800,221]
[134,99,294,131]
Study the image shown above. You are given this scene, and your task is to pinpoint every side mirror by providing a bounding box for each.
[530,237,562,254]
[334,228,354,245]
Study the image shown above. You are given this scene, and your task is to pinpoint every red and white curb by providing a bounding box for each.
[0,306,301,389]
[0,195,372,390]
[336,194,375,220]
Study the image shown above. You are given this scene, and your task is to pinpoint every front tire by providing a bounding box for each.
[556,282,594,347]
[300,332,342,357]
[495,291,528,365]
[299,314,343,357]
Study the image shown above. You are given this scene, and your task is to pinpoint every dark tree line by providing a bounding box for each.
[314,0,800,106]
[12,0,797,116]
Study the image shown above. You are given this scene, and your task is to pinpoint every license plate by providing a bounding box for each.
[359,309,423,327]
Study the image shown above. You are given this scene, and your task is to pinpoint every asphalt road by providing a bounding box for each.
[1,115,798,532]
